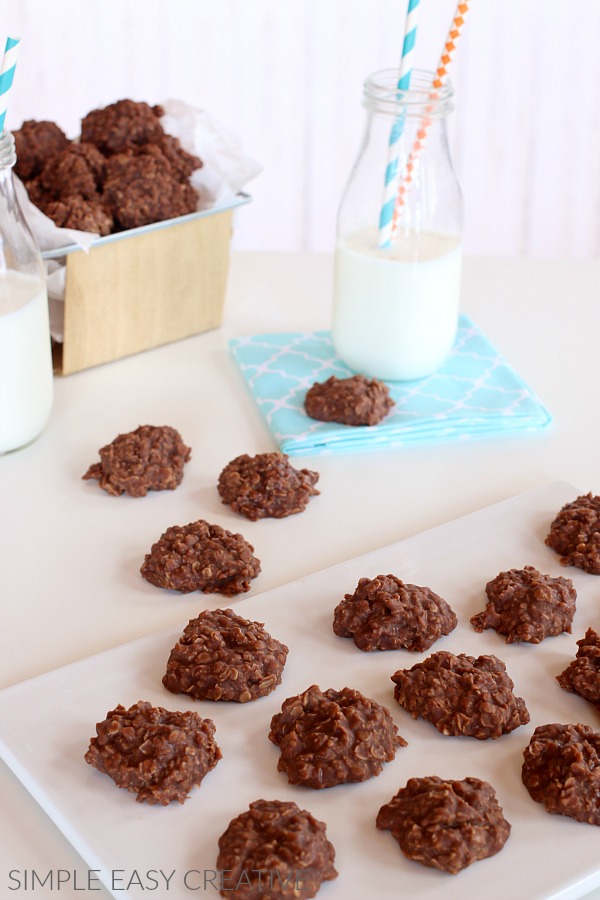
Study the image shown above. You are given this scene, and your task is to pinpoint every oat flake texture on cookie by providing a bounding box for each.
[216,799,338,900]
[162,608,288,702]
[391,650,530,739]
[217,452,319,520]
[84,700,221,805]
[83,424,191,497]
[140,519,261,596]
[333,573,458,652]
[377,776,511,874]
[471,565,576,644]
[545,492,600,574]
[269,684,407,789]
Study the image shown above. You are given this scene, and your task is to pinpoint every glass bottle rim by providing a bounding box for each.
[363,68,454,118]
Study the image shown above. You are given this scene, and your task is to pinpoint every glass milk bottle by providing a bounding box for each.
[0,129,53,453]
[332,69,463,381]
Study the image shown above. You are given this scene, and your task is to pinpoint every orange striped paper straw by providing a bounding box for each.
[392,0,469,231]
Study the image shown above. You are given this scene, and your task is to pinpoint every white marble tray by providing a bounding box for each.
[0,481,598,900]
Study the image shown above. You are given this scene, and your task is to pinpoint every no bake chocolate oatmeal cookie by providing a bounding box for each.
[102,146,198,230]
[304,374,394,426]
[391,650,530,739]
[83,424,191,497]
[80,99,166,156]
[556,627,600,712]
[522,722,600,825]
[162,608,288,702]
[269,684,406,789]
[333,573,457,652]
[141,520,261,595]
[37,141,105,202]
[14,119,70,180]
[84,700,221,805]
[43,193,113,236]
[218,452,319,520]
[470,565,576,644]
[216,799,337,899]
[377,776,511,874]
[545,492,600,574]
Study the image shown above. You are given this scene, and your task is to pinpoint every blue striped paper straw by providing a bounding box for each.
[377,0,420,248]
[0,36,20,133]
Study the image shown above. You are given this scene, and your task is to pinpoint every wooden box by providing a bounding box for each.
[45,194,249,375]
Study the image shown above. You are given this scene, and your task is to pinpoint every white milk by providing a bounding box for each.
[332,227,463,381]
[0,271,53,453]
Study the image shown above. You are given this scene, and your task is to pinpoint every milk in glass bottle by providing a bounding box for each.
[0,129,53,453]
[332,69,463,381]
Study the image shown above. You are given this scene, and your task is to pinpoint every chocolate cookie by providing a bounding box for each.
[141,520,261,596]
[83,424,191,497]
[377,776,511,874]
[471,565,576,644]
[216,799,337,899]
[522,722,600,825]
[84,700,221,805]
[14,120,70,180]
[156,133,202,182]
[333,574,457,652]
[269,684,406,789]
[391,651,530,739]
[44,194,113,236]
[304,374,394,426]
[218,452,319,521]
[163,608,288,702]
[545,493,600,574]
[556,627,600,712]
[38,142,105,200]
[102,147,198,230]
[80,99,166,156]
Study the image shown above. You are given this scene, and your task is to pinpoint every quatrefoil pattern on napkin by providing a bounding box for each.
[229,315,552,456]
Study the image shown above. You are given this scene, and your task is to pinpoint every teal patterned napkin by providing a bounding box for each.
[228,315,552,456]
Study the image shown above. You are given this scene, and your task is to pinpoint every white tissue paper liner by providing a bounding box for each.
[21,99,261,341]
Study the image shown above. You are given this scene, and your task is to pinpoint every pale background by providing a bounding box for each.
[4,0,600,257]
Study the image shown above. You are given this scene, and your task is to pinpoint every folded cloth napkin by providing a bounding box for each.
[229,315,552,456]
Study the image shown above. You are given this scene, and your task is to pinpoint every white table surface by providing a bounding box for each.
[1,251,599,899]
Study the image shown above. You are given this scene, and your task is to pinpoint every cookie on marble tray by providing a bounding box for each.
[163,608,288,702]
[217,452,319,521]
[391,650,530,739]
[545,492,600,574]
[522,722,600,825]
[216,799,337,899]
[82,424,191,497]
[304,374,394,426]
[141,520,261,596]
[556,627,600,711]
[269,684,406,789]
[333,573,457,652]
[470,565,576,644]
[377,776,511,874]
[84,700,221,805]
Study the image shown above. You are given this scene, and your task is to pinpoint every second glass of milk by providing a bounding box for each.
[0,130,53,454]
[333,70,463,382]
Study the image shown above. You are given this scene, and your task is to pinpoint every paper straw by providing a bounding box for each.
[392,1,469,230]
[377,0,421,248]
[0,35,20,134]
